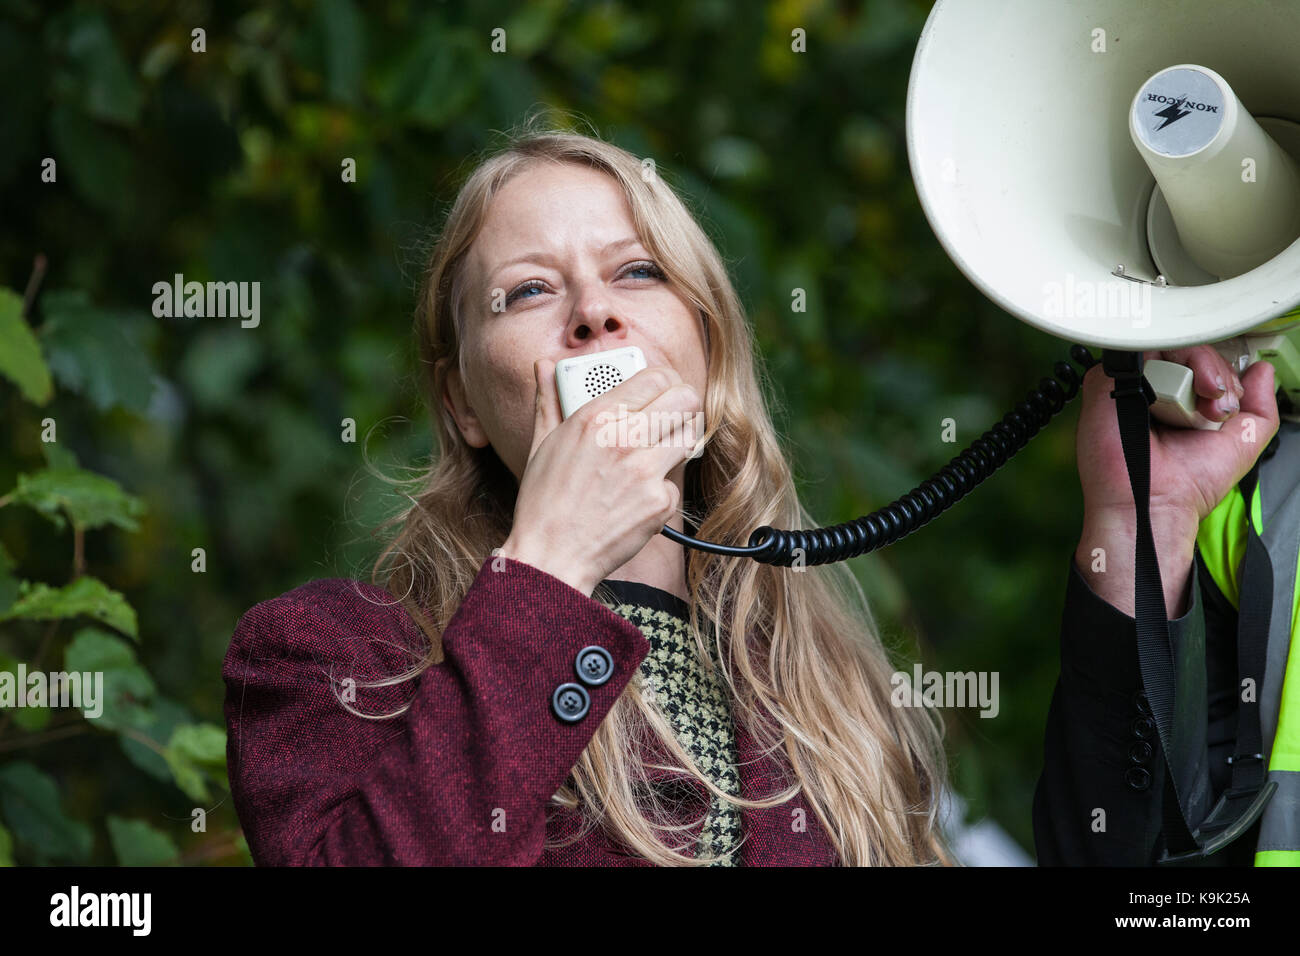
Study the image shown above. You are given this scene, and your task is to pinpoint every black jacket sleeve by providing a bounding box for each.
[1032,548,1243,865]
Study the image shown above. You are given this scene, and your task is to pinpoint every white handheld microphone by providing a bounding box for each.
[554,345,647,419]
[554,346,704,459]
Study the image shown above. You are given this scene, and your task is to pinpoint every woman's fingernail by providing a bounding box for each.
[1215,375,1226,396]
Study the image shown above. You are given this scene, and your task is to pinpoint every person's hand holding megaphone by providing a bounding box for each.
[1073,346,1279,619]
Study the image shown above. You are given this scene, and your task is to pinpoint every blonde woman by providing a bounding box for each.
[223,117,950,866]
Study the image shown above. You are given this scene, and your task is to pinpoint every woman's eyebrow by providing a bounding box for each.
[487,236,644,286]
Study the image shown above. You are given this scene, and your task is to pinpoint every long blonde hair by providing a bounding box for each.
[365,111,951,866]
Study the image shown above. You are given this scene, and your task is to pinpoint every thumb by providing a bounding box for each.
[528,358,562,460]
[1228,358,1280,451]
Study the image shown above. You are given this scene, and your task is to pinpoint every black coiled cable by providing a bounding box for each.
[661,344,1100,565]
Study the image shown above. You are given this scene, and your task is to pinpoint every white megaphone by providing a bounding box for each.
[906,0,1300,429]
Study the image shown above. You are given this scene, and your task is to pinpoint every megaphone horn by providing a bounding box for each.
[907,0,1300,425]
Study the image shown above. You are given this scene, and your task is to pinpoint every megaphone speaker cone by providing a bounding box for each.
[907,0,1300,351]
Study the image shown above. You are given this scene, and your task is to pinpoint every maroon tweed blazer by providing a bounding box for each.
[222,555,841,865]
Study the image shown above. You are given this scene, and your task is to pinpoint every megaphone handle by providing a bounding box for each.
[1145,359,1224,431]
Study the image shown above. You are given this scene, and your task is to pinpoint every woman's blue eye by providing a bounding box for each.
[504,261,664,307]
[624,261,665,280]
[505,281,545,305]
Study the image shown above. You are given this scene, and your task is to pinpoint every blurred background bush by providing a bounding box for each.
[0,0,1090,865]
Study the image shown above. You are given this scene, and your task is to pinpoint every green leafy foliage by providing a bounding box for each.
[48,7,144,126]
[2,577,139,640]
[0,542,18,616]
[0,652,51,731]
[0,288,51,405]
[38,291,159,414]
[162,724,228,803]
[117,696,194,784]
[63,628,155,729]
[107,815,179,866]
[0,762,93,865]
[4,466,145,533]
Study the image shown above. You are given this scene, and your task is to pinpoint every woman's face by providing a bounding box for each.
[445,161,710,481]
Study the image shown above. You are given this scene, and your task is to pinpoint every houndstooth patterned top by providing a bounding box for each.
[597,579,743,866]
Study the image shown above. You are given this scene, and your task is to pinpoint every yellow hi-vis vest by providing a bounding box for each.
[1197,419,1300,866]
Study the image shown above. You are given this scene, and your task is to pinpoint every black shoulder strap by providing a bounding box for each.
[1101,351,1199,854]
[1101,350,1275,864]
[1166,454,1278,859]
[1229,471,1269,789]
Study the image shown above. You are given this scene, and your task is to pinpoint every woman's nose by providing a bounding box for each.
[569,291,629,343]
[567,310,626,343]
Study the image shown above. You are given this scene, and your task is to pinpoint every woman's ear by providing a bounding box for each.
[442,365,491,448]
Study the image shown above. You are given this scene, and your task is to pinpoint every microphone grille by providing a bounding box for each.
[584,363,624,398]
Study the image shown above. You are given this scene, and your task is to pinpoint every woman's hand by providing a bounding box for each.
[498,359,702,595]
[1073,345,1279,616]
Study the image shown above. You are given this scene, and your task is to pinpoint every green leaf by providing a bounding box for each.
[0,286,52,404]
[39,290,157,414]
[119,696,190,784]
[106,815,179,866]
[63,628,155,729]
[2,577,138,640]
[170,723,226,765]
[40,441,79,471]
[0,653,51,731]
[0,820,12,866]
[4,466,145,532]
[5,702,50,732]
[47,106,135,219]
[0,762,93,864]
[0,542,18,616]
[163,723,227,803]
[58,9,144,126]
